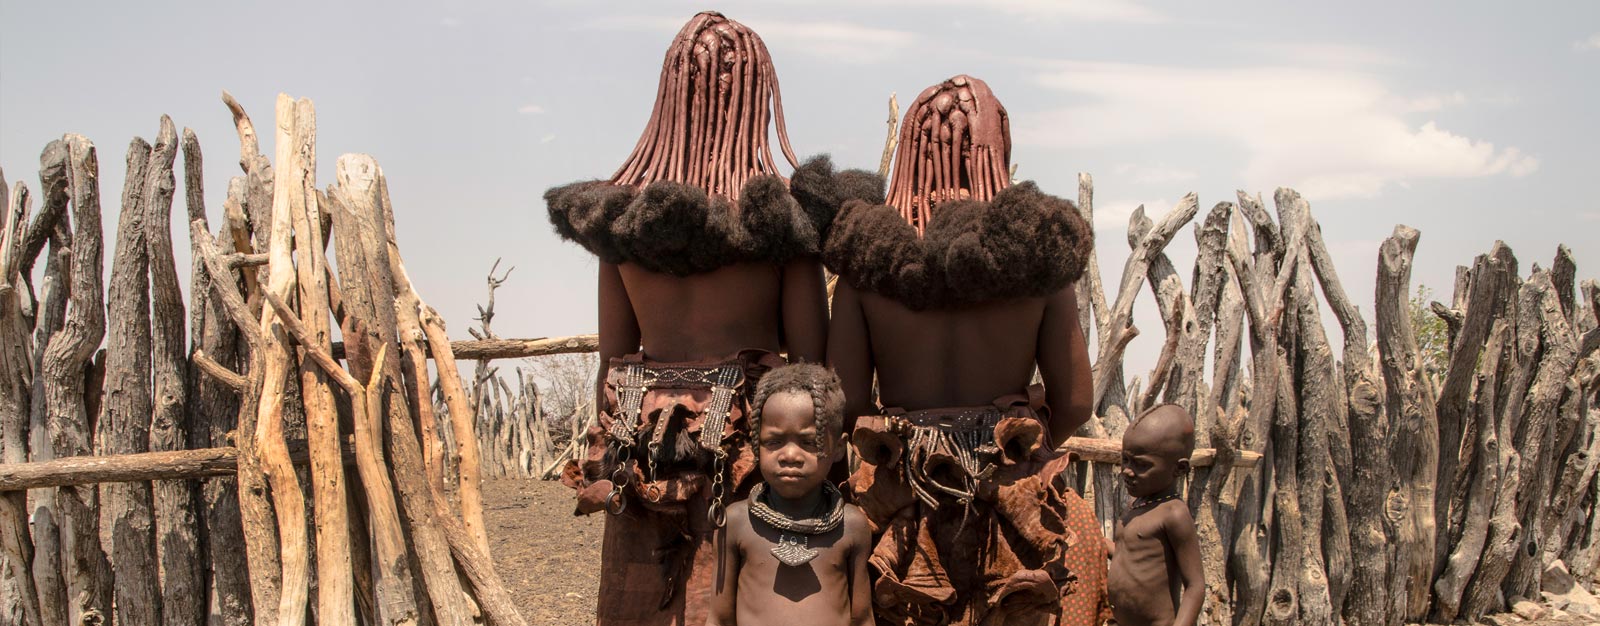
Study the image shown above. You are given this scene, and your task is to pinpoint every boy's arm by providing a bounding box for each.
[707,517,742,626]
[780,258,828,363]
[1037,283,1093,444]
[827,283,875,431]
[1166,507,1206,626]
[847,509,875,626]
[598,262,641,420]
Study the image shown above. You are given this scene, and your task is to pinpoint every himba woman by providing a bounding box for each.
[825,75,1110,625]
[545,11,879,626]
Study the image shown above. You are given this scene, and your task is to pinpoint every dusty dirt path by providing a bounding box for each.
[483,478,1599,626]
[485,478,604,625]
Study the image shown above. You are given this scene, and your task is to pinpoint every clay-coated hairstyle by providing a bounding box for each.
[748,363,846,447]
[609,11,798,202]
[884,75,1011,235]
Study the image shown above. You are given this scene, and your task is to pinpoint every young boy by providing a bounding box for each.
[708,364,873,626]
[1108,404,1206,626]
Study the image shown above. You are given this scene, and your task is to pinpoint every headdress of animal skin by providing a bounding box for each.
[546,11,881,276]
[823,75,1093,310]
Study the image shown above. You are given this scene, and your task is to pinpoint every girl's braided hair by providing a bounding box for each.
[748,363,846,449]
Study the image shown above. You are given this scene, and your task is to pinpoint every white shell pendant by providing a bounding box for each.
[771,533,818,567]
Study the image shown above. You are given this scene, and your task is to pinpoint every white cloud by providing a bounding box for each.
[1114,163,1197,185]
[1091,199,1167,233]
[576,15,684,34]
[1400,91,1467,113]
[518,104,546,115]
[440,17,462,28]
[1579,211,1600,223]
[1230,42,1400,69]
[1022,61,1539,200]
[856,0,1166,22]
[540,134,557,144]
[1575,33,1600,51]
[579,15,917,63]
[748,20,917,64]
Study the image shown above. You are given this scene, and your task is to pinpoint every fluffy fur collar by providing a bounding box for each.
[823,182,1093,311]
[545,156,882,277]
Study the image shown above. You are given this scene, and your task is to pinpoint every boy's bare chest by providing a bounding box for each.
[1114,509,1171,562]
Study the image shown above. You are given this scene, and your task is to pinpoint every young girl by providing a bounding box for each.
[708,364,872,626]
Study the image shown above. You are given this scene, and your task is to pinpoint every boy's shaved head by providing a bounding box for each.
[1126,404,1196,460]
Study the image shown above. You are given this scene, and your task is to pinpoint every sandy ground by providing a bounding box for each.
[482,478,1598,626]
[484,478,605,625]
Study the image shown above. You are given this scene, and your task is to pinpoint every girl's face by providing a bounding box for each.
[756,391,838,500]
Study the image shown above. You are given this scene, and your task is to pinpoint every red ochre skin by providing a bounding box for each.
[597,259,827,412]
[827,282,1091,444]
[1109,405,1205,626]
[708,392,874,626]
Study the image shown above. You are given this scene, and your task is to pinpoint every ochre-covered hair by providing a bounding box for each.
[609,11,800,202]
[884,75,1012,234]
[749,363,846,447]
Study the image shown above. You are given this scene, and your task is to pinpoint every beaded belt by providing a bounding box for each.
[604,359,746,525]
[889,408,1005,506]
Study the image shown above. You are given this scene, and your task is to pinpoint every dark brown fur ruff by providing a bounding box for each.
[823,181,1093,310]
[546,156,879,276]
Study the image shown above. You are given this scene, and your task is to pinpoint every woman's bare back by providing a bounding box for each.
[858,290,1046,410]
[619,263,785,360]
[829,282,1091,444]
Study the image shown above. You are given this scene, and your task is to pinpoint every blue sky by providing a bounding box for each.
[2,1,1596,373]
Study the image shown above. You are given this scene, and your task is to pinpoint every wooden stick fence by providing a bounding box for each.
[0,90,1595,626]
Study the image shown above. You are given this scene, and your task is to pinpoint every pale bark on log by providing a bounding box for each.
[27,218,70,626]
[0,440,355,490]
[330,155,472,625]
[266,293,422,625]
[1463,268,1540,620]
[371,168,447,498]
[283,118,355,626]
[1558,406,1600,575]
[1502,269,1580,600]
[1262,358,1306,626]
[103,135,163,626]
[0,175,43,626]
[183,128,253,625]
[47,134,112,626]
[1094,195,1198,411]
[1552,245,1577,326]
[1210,245,1246,415]
[142,117,205,626]
[1432,247,1512,588]
[194,217,281,624]
[877,94,899,181]
[1173,202,1233,415]
[223,91,275,256]
[1074,174,1105,345]
[1277,190,1336,623]
[1374,225,1439,623]
[324,185,422,626]
[1227,191,1307,626]
[1305,214,1389,626]
[1075,175,1131,419]
[1433,321,1510,622]
[1127,206,1185,334]
[1195,408,1238,626]
[1544,373,1598,566]
[15,142,70,287]
[1568,411,1600,581]
[253,94,317,626]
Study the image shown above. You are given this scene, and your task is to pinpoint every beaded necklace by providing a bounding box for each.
[748,482,845,566]
[1130,491,1181,510]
